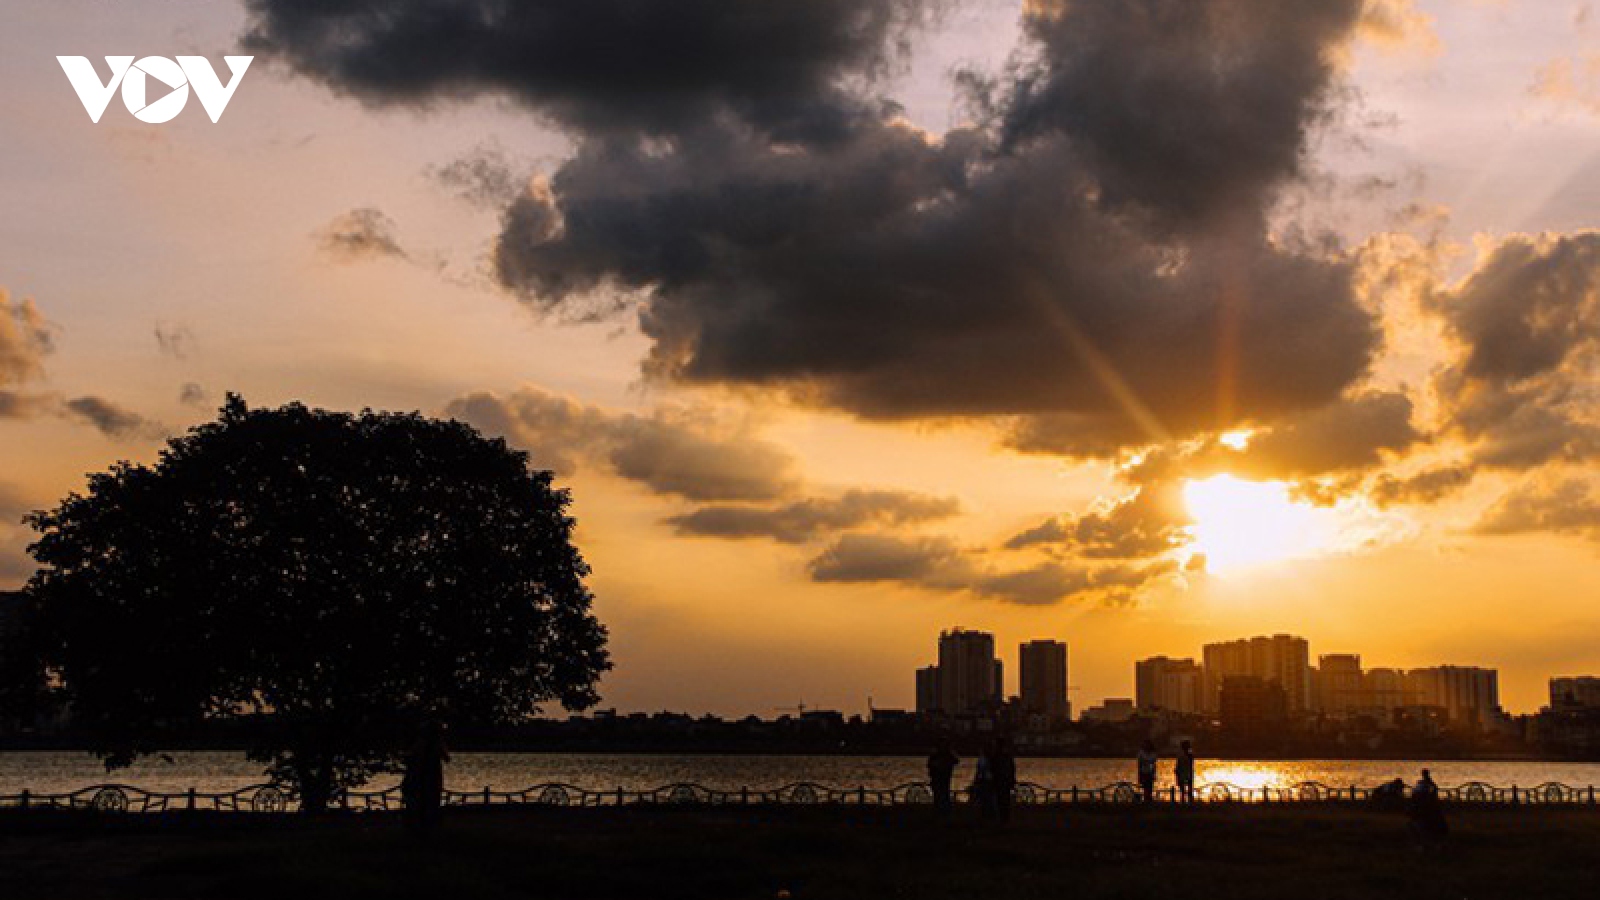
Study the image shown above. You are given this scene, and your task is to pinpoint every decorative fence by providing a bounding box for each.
[3,780,1599,814]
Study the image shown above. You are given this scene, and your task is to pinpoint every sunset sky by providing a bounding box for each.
[3,0,1599,716]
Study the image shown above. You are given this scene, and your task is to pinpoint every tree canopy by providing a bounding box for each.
[12,395,609,810]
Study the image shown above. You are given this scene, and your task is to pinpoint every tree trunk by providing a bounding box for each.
[295,754,333,815]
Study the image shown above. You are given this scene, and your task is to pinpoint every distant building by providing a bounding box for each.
[1315,654,1364,716]
[1219,675,1289,736]
[915,665,941,715]
[1551,676,1600,711]
[937,628,1000,717]
[1019,639,1070,724]
[1406,666,1499,727]
[1202,634,1311,714]
[1080,698,1136,724]
[1358,667,1414,719]
[1135,656,1202,715]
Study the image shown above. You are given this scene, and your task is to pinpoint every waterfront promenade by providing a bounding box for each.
[4,803,1600,899]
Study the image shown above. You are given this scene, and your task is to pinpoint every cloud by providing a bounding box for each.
[1235,391,1421,477]
[665,489,959,543]
[62,396,164,440]
[250,0,1383,455]
[242,0,933,137]
[1475,475,1600,539]
[1006,485,1189,559]
[154,323,197,360]
[1370,465,1474,507]
[428,143,528,209]
[444,385,797,501]
[0,482,30,523]
[807,532,1176,605]
[1430,232,1600,470]
[1532,53,1600,117]
[179,382,211,409]
[316,207,408,262]
[1,289,52,387]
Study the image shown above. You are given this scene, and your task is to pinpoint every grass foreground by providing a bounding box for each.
[3,803,1599,899]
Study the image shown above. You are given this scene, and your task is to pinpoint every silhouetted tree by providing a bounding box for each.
[15,395,609,812]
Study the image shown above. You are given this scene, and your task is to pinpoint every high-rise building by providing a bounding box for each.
[1135,656,1202,715]
[1202,634,1311,714]
[1019,640,1070,723]
[1219,675,1289,736]
[1315,654,1364,716]
[937,628,999,716]
[1406,666,1500,726]
[1551,676,1600,711]
[915,665,942,715]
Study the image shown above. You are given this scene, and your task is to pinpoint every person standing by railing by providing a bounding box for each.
[1175,740,1196,803]
[926,742,959,817]
[990,737,1017,824]
[1136,740,1159,802]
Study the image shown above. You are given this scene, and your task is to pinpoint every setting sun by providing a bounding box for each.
[1182,475,1339,573]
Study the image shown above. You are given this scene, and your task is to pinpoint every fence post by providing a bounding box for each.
[187,788,196,811]
[1589,785,1595,805]
[617,787,624,806]
[483,785,491,806]
[19,789,28,810]
[742,787,749,805]
[1511,785,1519,805]
[1071,786,1078,804]
[1261,785,1269,804]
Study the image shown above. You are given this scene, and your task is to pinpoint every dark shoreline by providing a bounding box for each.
[4,804,1600,900]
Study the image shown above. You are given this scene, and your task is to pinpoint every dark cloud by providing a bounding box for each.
[1431,233,1600,471]
[666,489,958,543]
[444,385,797,501]
[1002,0,1364,228]
[316,207,408,262]
[242,0,932,137]
[1,290,51,387]
[63,396,163,440]
[248,0,1381,454]
[1236,391,1420,477]
[807,531,1177,605]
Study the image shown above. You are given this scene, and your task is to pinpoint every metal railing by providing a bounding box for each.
[2,779,1598,813]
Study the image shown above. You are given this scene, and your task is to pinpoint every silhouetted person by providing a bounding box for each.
[927,742,959,816]
[1370,777,1407,810]
[1175,739,1196,803]
[970,749,996,819]
[1137,739,1159,802]
[989,737,1018,824]
[402,720,450,834]
[1408,768,1448,844]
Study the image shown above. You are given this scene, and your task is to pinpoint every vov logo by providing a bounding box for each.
[58,56,252,123]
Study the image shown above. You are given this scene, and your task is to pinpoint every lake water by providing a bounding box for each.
[3,752,1599,797]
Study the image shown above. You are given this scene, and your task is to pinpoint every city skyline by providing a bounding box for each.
[3,1,1600,718]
